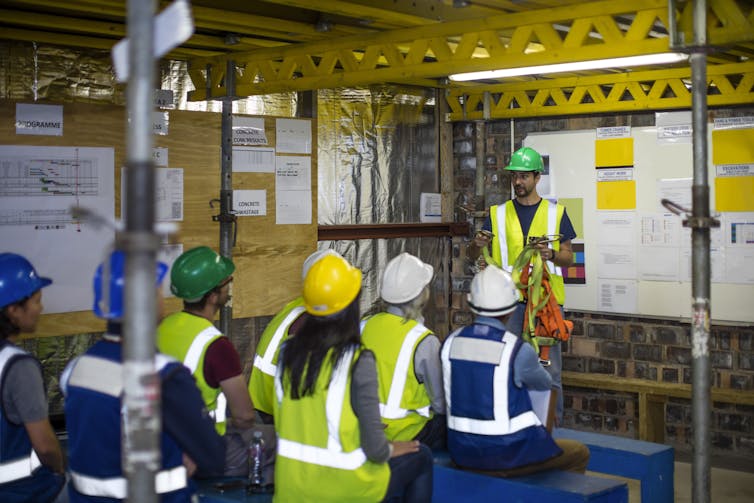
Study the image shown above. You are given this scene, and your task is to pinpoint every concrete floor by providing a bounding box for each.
[589,462,754,502]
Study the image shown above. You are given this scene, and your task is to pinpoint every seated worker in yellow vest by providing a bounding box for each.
[248,248,341,424]
[157,246,265,477]
[273,254,433,502]
[441,265,588,478]
[361,252,446,450]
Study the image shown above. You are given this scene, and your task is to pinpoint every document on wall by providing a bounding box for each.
[275,156,311,224]
[657,178,692,213]
[121,167,183,222]
[637,246,679,281]
[597,279,637,313]
[233,147,275,173]
[679,247,725,283]
[597,212,635,245]
[597,246,636,279]
[420,192,442,223]
[276,118,312,154]
[0,145,114,313]
[232,116,267,145]
[233,189,267,217]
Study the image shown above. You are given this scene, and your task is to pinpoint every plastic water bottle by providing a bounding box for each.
[248,430,265,491]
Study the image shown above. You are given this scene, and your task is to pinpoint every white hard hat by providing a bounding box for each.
[467,266,518,317]
[380,252,434,304]
[301,249,342,281]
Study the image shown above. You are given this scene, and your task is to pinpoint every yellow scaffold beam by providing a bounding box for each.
[444,62,754,120]
[188,0,673,99]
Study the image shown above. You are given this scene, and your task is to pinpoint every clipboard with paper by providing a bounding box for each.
[528,388,558,433]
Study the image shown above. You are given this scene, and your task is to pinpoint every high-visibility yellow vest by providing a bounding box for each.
[249,297,305,415]
[361,313,432,441]
[489,199,566,304]
[157,311,227,434]
[273,346,390,502]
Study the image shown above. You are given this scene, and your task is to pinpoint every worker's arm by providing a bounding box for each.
[25,419,64,473]
[220,374,256,429]
[513,342,552,391]
[204,337,256,429]
[413,335,446,414]
[163,364,225,476]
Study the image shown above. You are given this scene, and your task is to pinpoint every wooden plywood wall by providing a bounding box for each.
[0,101,317,337]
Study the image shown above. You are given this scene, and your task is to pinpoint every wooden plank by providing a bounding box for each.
[563,371,754,406]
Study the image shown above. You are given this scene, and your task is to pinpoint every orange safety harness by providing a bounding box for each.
[511,235,573,366]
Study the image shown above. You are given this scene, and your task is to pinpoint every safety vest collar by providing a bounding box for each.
[70,465,187,499]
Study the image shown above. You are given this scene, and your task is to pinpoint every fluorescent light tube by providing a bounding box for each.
[449,53,689,82]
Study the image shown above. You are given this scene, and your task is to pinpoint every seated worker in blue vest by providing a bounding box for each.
[248,248,341,424]
[157,246,266,477]
[60,251,225,502]
[441,265,589,477]
[361,252,446,450]
[0,253,66,503]
[468,146,577,424]
[273,254,433,502]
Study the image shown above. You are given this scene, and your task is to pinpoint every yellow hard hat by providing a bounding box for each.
[303,254,362,316]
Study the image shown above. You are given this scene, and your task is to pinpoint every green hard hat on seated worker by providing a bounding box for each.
[170,246,235,302]
[504,146,544,172]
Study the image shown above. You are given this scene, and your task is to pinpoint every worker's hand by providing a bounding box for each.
[535,242,554,261]
[472,230,492,248]
[390,440,420,458]
[183,454,197,477]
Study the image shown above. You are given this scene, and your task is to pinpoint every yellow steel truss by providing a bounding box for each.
[187,0,754,118]
[445,62,754,120]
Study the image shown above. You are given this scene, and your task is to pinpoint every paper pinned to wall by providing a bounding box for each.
[276,118,312,154]
[597,279,637,313]
[420,193,441,223]
[597,180,636,210]
[595,137,633,167]
[0,145,115,313]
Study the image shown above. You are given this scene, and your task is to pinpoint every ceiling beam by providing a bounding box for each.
[444,62,754,120]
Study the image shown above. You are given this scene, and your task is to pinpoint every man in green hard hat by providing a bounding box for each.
[468,146,577,424]
[157,246,267,477]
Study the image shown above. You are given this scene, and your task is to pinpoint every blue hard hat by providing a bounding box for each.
[0,253,53,309]
[93,251,169,320]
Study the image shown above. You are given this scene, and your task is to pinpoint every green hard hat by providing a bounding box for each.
[504,147,544,172]
[170,246,235,301]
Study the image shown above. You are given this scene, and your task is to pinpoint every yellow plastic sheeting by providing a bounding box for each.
[715,176,754,212]
[597,180,636,210]
[595,137,634,168]
[712,128,754,165]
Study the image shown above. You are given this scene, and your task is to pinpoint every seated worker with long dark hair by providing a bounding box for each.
[273,254,433,502]
[0,253,66,503]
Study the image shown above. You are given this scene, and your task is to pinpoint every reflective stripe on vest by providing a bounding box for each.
[70,465,187,499]
[378,324,431,420]
[61,353,177,398]
[253,306,306,376]
[0,345,41,483]
[493,201,562,277]
[442,331,541,436]
[0,450,41,484]
[182,325,227,425]
[275,347,369,470]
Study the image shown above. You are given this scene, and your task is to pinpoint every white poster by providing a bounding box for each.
[15,103,63,136]
[420,193,442,223]
[275,155,312,224]
[275,190,312,225]
[152,147,169,167]
[597,279,637,313]
[233,190,267,217]
[232,116,267,145]
[233,147,275,173]
[0,145,115,313]
[276,118,312,154]
[153,111,169,136]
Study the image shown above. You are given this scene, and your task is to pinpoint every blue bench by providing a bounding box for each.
[433,451,628,503]
[553,428,674,503]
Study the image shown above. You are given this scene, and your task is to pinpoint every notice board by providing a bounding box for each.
[524,125,754,324]
[0,100,317,337]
